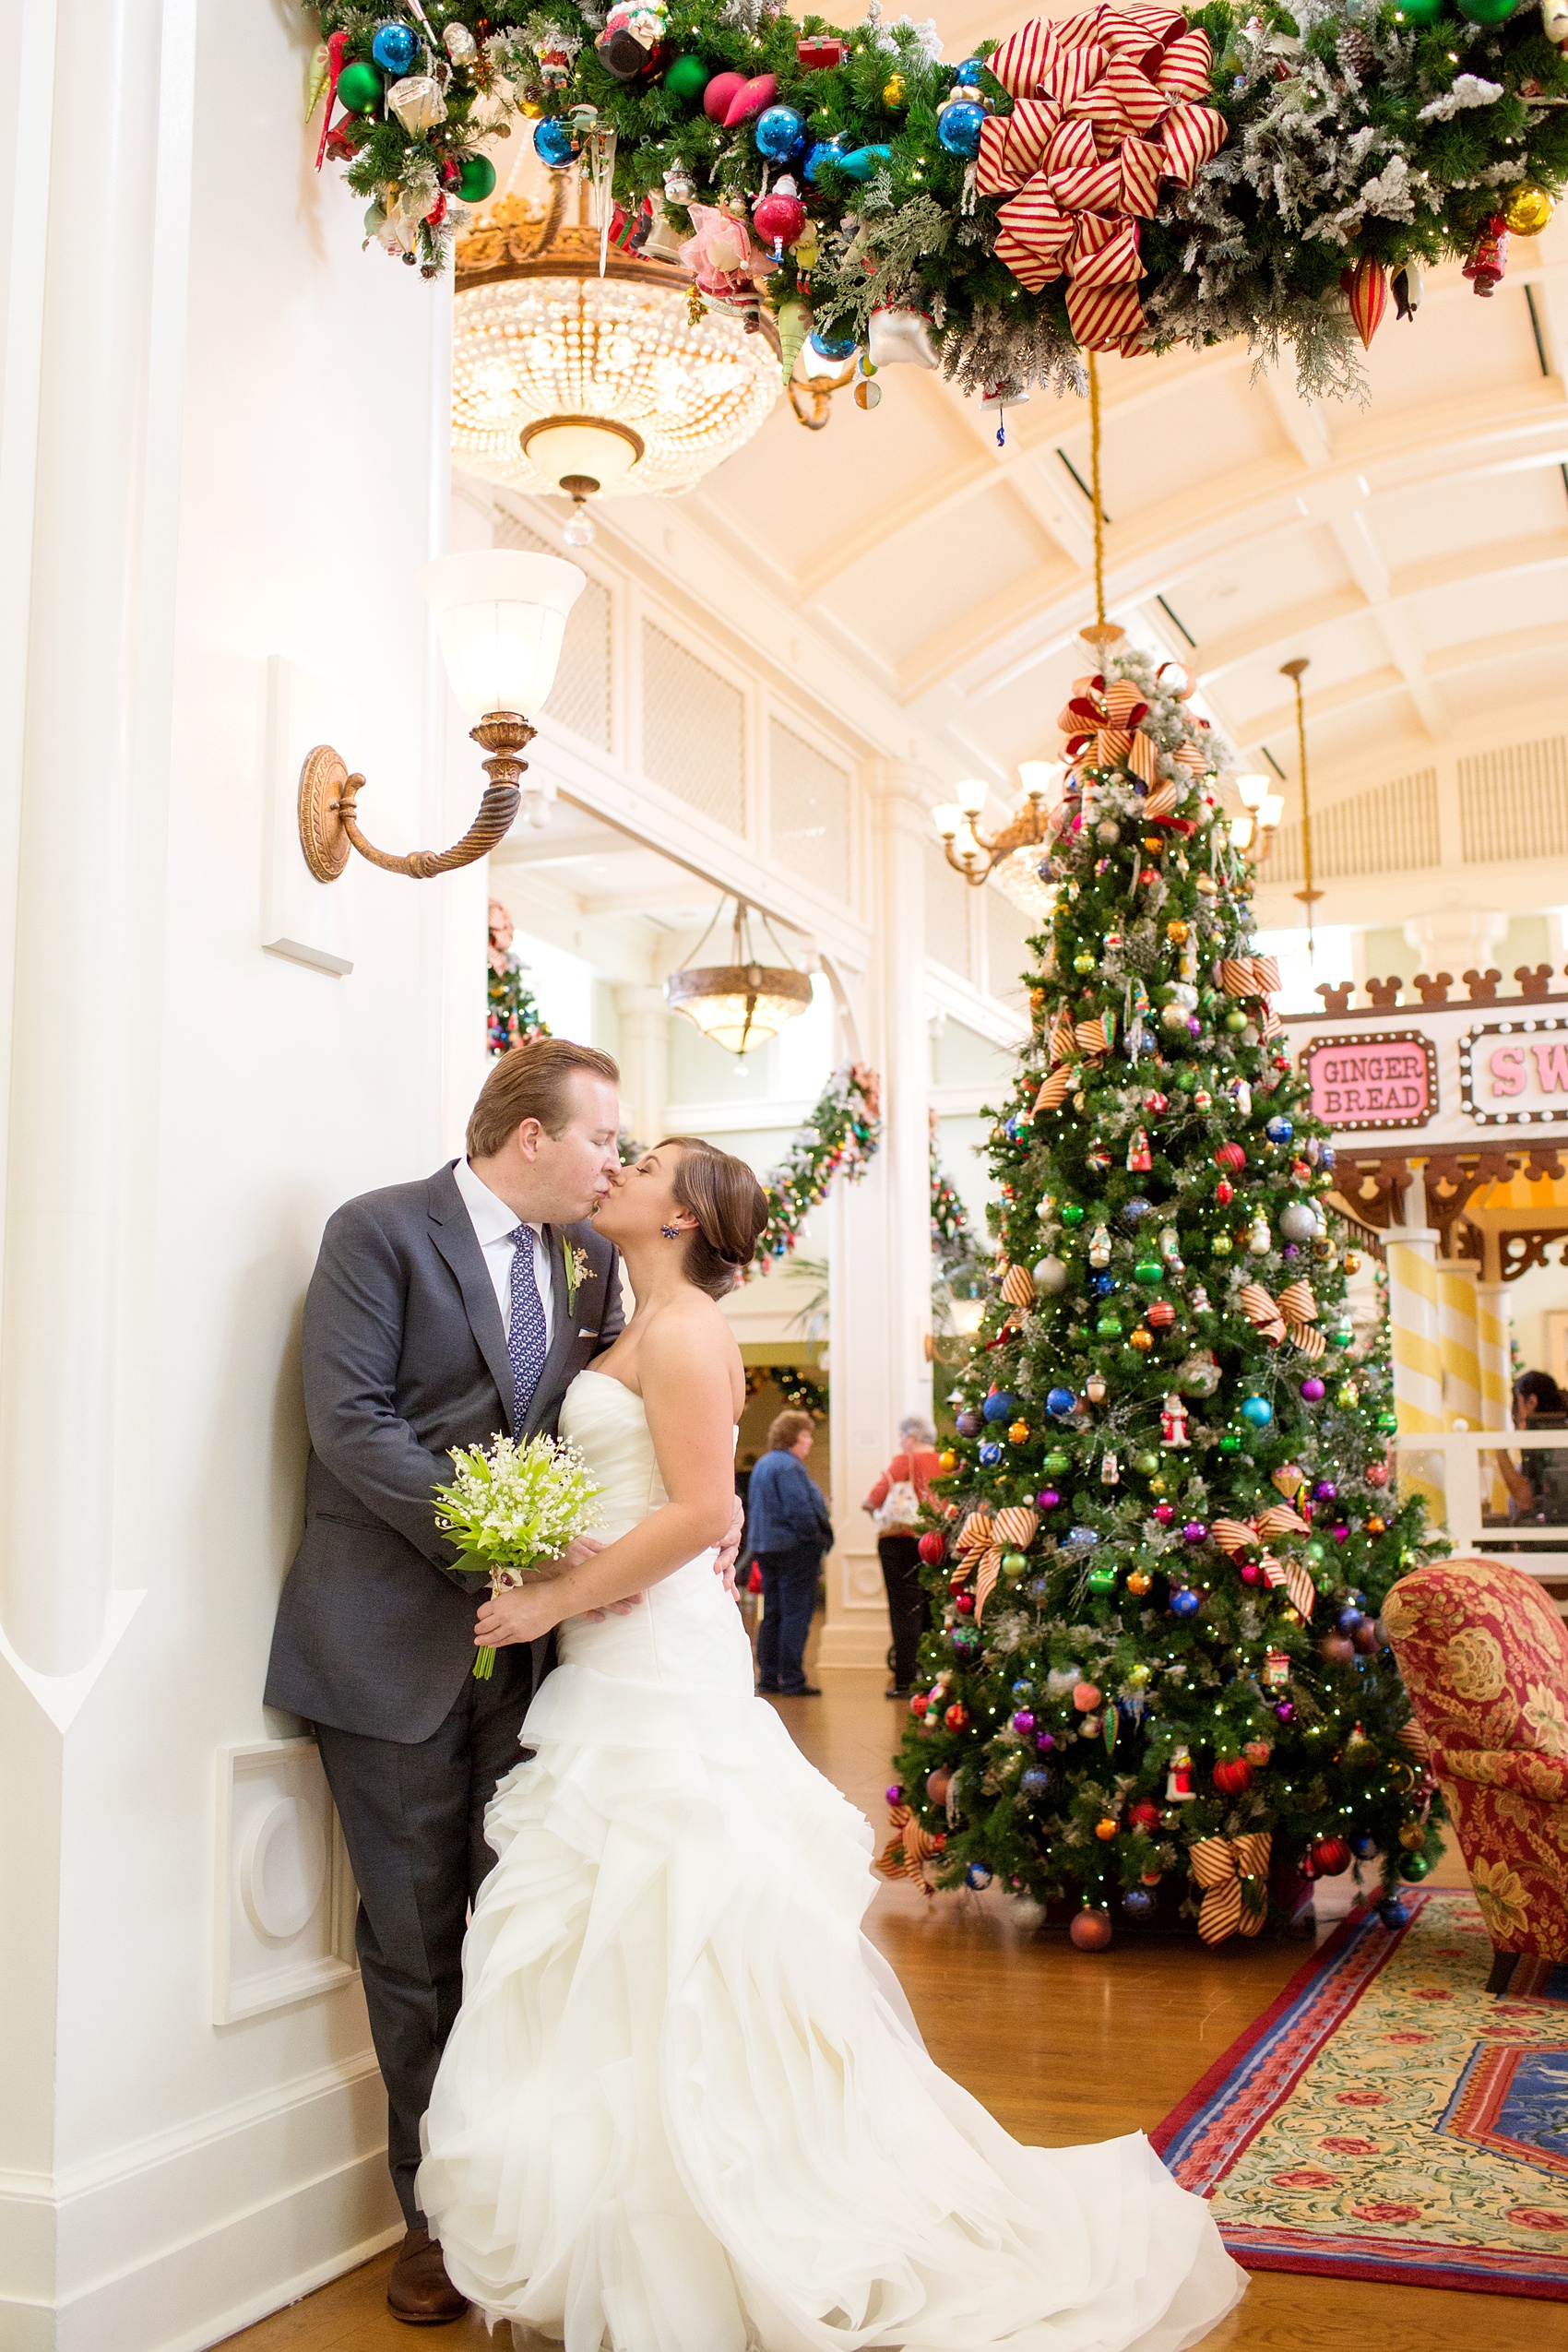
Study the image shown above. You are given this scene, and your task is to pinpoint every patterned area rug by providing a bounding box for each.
[1152,1891,1568,2299]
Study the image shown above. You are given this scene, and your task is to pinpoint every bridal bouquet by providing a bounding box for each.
[434,1433,604,1680]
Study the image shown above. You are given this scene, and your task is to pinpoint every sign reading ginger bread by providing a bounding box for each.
[1302,1030,1436,1131]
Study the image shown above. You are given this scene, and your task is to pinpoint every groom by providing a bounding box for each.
[267,1039,630,2323]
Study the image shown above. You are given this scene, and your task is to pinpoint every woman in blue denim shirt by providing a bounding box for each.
[745,1409,833,1695]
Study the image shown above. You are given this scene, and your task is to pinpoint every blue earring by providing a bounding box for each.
[661,1224,680,1239]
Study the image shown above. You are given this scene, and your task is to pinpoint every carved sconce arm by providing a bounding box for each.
[297,715,537,883]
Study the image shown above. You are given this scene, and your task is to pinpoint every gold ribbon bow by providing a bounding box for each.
[1190,1831,1273,1942]
[977,5,1228,350]
[1239,1279,1325,1360]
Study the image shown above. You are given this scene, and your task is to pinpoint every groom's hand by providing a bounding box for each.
[712,1494,743,1598]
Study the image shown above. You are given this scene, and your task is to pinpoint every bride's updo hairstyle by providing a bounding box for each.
[661,1138,767,1299]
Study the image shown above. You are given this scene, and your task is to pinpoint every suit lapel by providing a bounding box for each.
[524,1224,579,1436]
[426,1165,517,1433]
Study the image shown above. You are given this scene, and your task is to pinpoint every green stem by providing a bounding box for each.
[472,1645,496,1681]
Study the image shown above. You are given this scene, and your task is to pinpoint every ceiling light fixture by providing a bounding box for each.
[931,763,1064,917]
[664,898,814,1055]
[1279,656,1324,953]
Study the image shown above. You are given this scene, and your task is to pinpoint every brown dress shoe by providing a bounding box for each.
[386,2226,469,2326]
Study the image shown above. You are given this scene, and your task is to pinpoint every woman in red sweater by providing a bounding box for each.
[861,1416,941,1698]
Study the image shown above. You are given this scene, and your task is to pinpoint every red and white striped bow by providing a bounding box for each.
[1240,1279,1325,1360]
[978,5,1227,351]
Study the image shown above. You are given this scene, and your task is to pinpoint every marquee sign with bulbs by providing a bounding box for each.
[1282,975,1568,1151]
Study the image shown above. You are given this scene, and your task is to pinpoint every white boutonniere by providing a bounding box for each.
[562,1240,590,1311]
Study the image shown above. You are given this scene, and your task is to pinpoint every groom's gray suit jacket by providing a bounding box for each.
[265,1160,622,1742]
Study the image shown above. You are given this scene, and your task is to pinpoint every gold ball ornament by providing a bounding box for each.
[938,1449,958,1473]
[1398,1820,1426,1851]
[1095,1817,1119,1841]
[1126,1569,1152,1596]
[1129,1327,1154,1352]
[882,71,906,104]
[1008,1420,1030,1443]
[1504,184,1553,236]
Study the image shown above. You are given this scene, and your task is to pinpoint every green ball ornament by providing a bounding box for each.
[1454,0,1513,18]
[1305,1540,1325,1563]
[1061,1204,1086,1226]
[1397,1851,1432,1882]
[1218,1433,1242,1455]
[338,60,385,114]
[1336,1381,1360,1408]
[1096,1313,1123,1336]
[1225,1009,1248,1032]
[1087,1564,1118,1593]
[1073,953,1096,975]
[1002,1549,1028,1576]
[1376,1409,1399,1434]
[1132,1450,1159,1476]
[665,53,711,101]
[1042,1450,1072,1476]
[1396,0,1443,18]
[1210,1233,1233,1257]
[457,155,497,203]
[1134,1261,1162,1286]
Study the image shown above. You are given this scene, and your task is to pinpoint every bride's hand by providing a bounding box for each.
[474,1583,564,1649]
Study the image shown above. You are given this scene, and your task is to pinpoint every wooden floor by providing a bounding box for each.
[220,1664,1539,2352]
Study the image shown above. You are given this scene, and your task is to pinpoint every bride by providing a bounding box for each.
[418,1137,1245,2352]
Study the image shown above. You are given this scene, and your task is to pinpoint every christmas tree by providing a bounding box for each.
[885,630,1442,1949]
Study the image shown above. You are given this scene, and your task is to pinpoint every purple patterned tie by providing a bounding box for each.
[505,1225,549,1434]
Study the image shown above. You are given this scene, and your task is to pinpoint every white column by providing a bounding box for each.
[821,764,932,1669]
[614,985,671,1148]
[0,0,175,1673]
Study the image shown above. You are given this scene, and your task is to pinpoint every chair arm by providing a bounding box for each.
[1433,1746,1568,1802]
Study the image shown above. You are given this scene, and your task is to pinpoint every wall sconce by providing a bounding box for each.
[1230,773,1284,861]
[297,550,585,882]
[931,764,1063,888]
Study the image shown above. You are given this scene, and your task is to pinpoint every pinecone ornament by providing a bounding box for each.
[1336,26,1375,77]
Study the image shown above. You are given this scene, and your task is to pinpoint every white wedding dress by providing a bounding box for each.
[418,1372,1244,2352]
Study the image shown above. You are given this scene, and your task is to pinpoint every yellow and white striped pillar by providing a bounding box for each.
[1437,1258,1482,1429]
[1476,1280,1512,1431]
[1386,1236,1445,1526]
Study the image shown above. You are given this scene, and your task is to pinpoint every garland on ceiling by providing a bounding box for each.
[306,1,1568,397]
[754,1062,883,1266]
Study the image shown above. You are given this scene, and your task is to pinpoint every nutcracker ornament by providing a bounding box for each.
[1126,1127,1152,1173]
[1464,216,1509,296]
[1166,1745,1195,1800]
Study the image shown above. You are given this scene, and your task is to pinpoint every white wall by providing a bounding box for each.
[0,5,485,2346]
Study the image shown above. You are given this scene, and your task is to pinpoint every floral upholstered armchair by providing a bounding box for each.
[1383,1557,1568,1988]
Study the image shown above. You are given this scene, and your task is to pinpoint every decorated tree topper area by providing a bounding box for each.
[308,0,1568,395]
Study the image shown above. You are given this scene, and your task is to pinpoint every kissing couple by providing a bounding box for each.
[267,1038,1243,2348]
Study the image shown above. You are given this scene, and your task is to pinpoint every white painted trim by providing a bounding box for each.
[931,1085,994,1117]
[663,1096,815,1135]
[924,963,1031,1046]
[0,1590,144,1732]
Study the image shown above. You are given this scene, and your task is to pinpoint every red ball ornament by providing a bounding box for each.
[918,1531,946,1564]
[752,185,805,251]
[1153,1502,1176,1526]
[1364,1462,1390,1488]
[1127,1798,1161,1830]
[1239,1560,1262,1585]
[1212,1757,1254,1798]
[1215,1178,1234,1206]
[944,1701,969,1731]
[1318,1633,1358,1669]
[1312,1836,1352,1876]
[702,68,746,119]
[1215,1143,1247,1172]
[1147,1300,1176,1329]
[1353,1620,1382,1654]
[1069,1907,1113,1952]
[1073,1681,1102,1712]
[910,1693,929,1716]
[955,1591,975,1615]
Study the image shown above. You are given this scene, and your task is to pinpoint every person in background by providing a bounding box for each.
[746,1410,833,1697]
[1497,1369,1568,1521]
[862,1416,942,1699]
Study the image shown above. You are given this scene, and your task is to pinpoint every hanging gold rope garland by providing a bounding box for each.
[1087,350,1107,628]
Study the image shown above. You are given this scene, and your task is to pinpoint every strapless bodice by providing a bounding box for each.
[548,1370,752,1694]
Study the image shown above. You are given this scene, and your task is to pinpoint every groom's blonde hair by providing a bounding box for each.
[468,1039,621,1157]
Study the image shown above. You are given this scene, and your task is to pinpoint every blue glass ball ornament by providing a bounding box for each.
[1122,1195,1152,1227]
[1170,1586,1201,1620]
[1122,1885,1158,1920]
[982,1392,1016,1423]
[965,1862,994,1890]
[1090,1273,1115,1297]
[1320,1143,1336,1170]
[1011,1679,1034,1703]
[936,100,985,158]
[1350,1832,1378,1859]
[754,103,806,161]
[956,1409,982,1438]
[1046,1386,1077,1420]
[1377,1895,1409,1930]
[953,55,986,84]
[533,116,578,170]
[979,1441,1004,1466]
[1021,1766,1056,1801]
[371,22,422,75]
[1337,1605,1365,1634]
[808,324,857,359]
[1067,1525,1099,1549]
[1240,1396,1274,1429]
[803,137,849,184]
[1265,1115,1294,1145]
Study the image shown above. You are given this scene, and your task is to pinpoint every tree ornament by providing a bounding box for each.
[754,103,806,161]
[1548,0,1568,40]
[1088,1223,1111,1269]
[1170,1586,1201,1620]
[371,24,422,77]
[866,306,939,369]
[1240,1396,1273,1429]
[1095,1815,1119,1841]
[1343,255,1388,349]
[1247,1214,1271,1256]
[883,71,907,105]
[337,59,385,114]
[937,99,986,158]
[1020,1764,1055,1800]
[1166,1745,1195,1799]
[944,1701,969,1732]
[1061,1204,1086,1226]
[386,73,446,136]
[534,115,578,169]
[1123,1886,1158,1920]
[1212,1757,1253,1797]
[1464,216,1509,296]
[982,1391,1016,1422]
[1127,1569,1152,1595]
[457,155,497,204]
[1398,1850,1431,1882]
[664,53,709,102]
[1503,184,1553,237]
[1161,1393,1190,1448]
[753,179,805,256]
[1046,1386,1076,1419]
[1301,1377,1326,1402]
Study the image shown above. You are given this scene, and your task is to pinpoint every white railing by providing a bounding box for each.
[1394,1429,1568,1588]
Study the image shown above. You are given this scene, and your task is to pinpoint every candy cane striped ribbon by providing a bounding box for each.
[1189,1830,1273,1942]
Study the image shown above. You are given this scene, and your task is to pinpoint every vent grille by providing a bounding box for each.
[1268,767,1440,885]
[986,887,1039,1004]
[493,510,612,750]
[926,846,975,980]
[1458,735,1568,863]
[768,720,849,899]
[641,621,745,834]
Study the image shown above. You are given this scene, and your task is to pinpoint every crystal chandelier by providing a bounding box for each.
[664,899,813,1056]
[453,186,779,537]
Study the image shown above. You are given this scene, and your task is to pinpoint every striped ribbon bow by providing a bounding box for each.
[1034,1001,1114,1115]
[977,5,1227,350]
[876,1804,941,1895]
[1190,1831,1273,1942]
[1217,955,1282,998]
[1239,1278,1325,1360]
[1059,674,1152,772]
[1209,1509,1317,1619]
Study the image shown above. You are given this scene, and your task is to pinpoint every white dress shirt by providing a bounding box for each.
[452,1158,554,1349]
